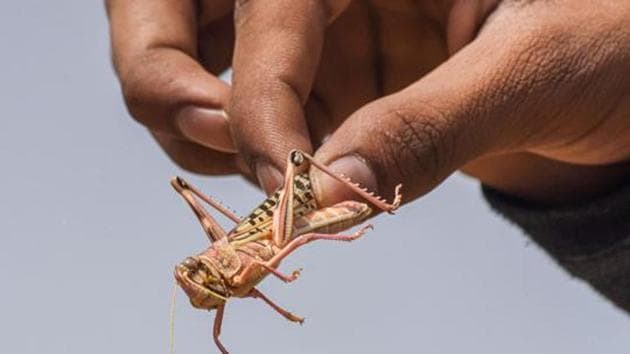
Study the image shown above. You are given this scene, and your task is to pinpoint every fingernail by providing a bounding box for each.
[310,155,377,207]
[176,106,236,153]
[256,162,284,195]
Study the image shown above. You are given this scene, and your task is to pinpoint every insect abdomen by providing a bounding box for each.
[293,201,372,236]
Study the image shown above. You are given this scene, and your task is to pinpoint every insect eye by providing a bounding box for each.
[182,257,200,270]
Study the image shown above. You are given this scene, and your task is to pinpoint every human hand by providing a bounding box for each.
[228,0,630,206]
[106,1,244,176]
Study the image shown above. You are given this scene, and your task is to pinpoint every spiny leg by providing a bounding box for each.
[173,176,241,223]
[249,288,304,324]
[232,152,304,286]
[271,151,303,247]
[171,177,228,242]
[212,304,229,354]
[295,150,402,213]
[172,176,241,222]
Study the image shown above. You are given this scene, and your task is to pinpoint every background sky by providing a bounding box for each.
[1,1,629,354]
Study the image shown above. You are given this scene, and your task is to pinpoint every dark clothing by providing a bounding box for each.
[482,183,630,312]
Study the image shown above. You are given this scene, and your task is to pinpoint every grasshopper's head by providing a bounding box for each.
[174,256,230,310]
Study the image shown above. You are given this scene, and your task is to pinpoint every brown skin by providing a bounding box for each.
[107,0,630,208]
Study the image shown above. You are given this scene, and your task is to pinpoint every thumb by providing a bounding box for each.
[311,7,593,207]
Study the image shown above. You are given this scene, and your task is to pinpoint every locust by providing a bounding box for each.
[171,150,402,353]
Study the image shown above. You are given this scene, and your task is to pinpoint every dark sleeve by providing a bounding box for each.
[482,183,630,313]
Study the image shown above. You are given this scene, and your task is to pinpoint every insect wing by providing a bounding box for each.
[227,174,317,242]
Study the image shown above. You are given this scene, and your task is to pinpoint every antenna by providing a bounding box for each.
[169,282,177,354]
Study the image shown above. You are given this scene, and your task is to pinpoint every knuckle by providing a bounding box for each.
[118,56,156,116]
[119,72,148,117]
[503,27,575,90]
[473,4,630,150]
[483,8,628,130]
[376,105,455,184]
[117,52,192,129]
[495,9,618,95]
[475,21,587,132]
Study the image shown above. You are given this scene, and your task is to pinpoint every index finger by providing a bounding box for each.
[106,0,236,152]
[228,0,351,193]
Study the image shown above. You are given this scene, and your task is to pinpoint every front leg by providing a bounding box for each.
[232,258,302,286]
[255,261,302,283]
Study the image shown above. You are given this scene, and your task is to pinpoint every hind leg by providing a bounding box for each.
[171,177,233,242]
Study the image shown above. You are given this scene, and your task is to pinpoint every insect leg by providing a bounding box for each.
[295,150,403,213]
[232,258,302,285]
[271,151,303,247]
[171,177,229,242]
[248,288,304,324]
[213,304,229,354]
[266,224,372,269]
[257,261,302,283]
[236,225,371,285]
[171,176,241,223]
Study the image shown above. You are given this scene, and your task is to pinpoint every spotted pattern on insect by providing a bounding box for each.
[228,174,317,243]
